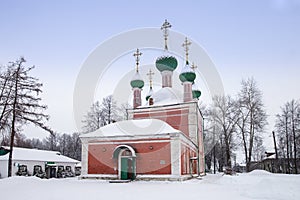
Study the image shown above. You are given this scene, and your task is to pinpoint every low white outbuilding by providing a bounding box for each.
[0,147,80,178]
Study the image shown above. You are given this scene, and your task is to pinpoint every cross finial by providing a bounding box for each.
[182,37,192,64]
[161,19,172,51]
[147,69,155,88]
[133,48,142,72]
[191,62,197,71]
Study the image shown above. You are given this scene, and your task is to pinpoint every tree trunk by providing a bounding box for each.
[8,130,15,177]
[8,64,21,177]
[246,113,254,172]
[285,116,290,174]
[248,126,254,170]
[213,144,216,174]
[293,132,297,174]
[226,143,231,168]
[237,111,249,172]
[108,106,111,124]
[219,135,224,172]
[213,124,216,174]
[241,128,248,170]
[291,113,297,174]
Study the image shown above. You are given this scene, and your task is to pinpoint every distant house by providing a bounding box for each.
[251,157,300,174]
[249,152,300,174]
[0,147,80,178]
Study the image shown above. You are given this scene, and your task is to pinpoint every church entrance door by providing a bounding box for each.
[113,145,136,180]
[121,157,128,180]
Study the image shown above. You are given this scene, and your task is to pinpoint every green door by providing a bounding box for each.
[130,157,136,180]
[120,157,128,180]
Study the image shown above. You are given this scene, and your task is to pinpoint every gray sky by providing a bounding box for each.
[0,0,300,150]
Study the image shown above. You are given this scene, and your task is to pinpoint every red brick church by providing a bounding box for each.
[80,20,205,181]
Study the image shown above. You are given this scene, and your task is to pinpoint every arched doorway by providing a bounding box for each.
[113,145,136,180]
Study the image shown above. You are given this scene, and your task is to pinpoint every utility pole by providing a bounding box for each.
[272,131,278,159]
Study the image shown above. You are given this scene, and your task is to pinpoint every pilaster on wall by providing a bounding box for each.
[188,103,198,144]
[81,139,88,175]
[170,134,181,176]
[198,114,205,175]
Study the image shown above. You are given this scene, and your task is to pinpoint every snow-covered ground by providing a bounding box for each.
[0,170,299,200]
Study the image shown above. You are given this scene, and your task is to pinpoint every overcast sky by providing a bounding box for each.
[1,0,300,150]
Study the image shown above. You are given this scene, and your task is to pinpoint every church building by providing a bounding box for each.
[80,20,205,181]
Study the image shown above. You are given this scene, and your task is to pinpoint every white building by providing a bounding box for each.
[0,147,80,178]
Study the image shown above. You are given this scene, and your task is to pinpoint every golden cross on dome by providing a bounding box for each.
[133,48,142,72]
[161,19,172,51]
[191,62,197,71]
[147,69,155,88]
[182,37,192,64]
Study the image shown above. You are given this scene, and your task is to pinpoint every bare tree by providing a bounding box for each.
[58,133,70,155]
[252,135,265,161]
[30,138,45,149]
[82,101,105,132]
[208,95,239,168]
[0,65,14,138]
[289,100,299,174]
[119,103,132,120]
[101,95,118,124]
[69,132,82,161]
[237,78,267,172]
[43,132,59,151]
[275,99,300,174]
[0,58,53,176]
[14,132,32,148]
[56,132,81,160]
[82,95,119,133]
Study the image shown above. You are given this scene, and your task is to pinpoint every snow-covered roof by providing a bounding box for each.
[80,118,181,138]
[143,87,182,107]
[0,147,79,163]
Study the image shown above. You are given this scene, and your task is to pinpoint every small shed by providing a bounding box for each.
[0,147,80,178]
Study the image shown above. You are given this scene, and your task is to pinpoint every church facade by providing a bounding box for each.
[80,20,205,181]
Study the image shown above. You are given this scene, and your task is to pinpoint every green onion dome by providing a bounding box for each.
[179,64,196,83]
[155,55,178,72]
[130,72,144,89]
[192,84,201,99]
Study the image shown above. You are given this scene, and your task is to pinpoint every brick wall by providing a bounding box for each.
[133,107,190,137]
[88,140,171,175]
